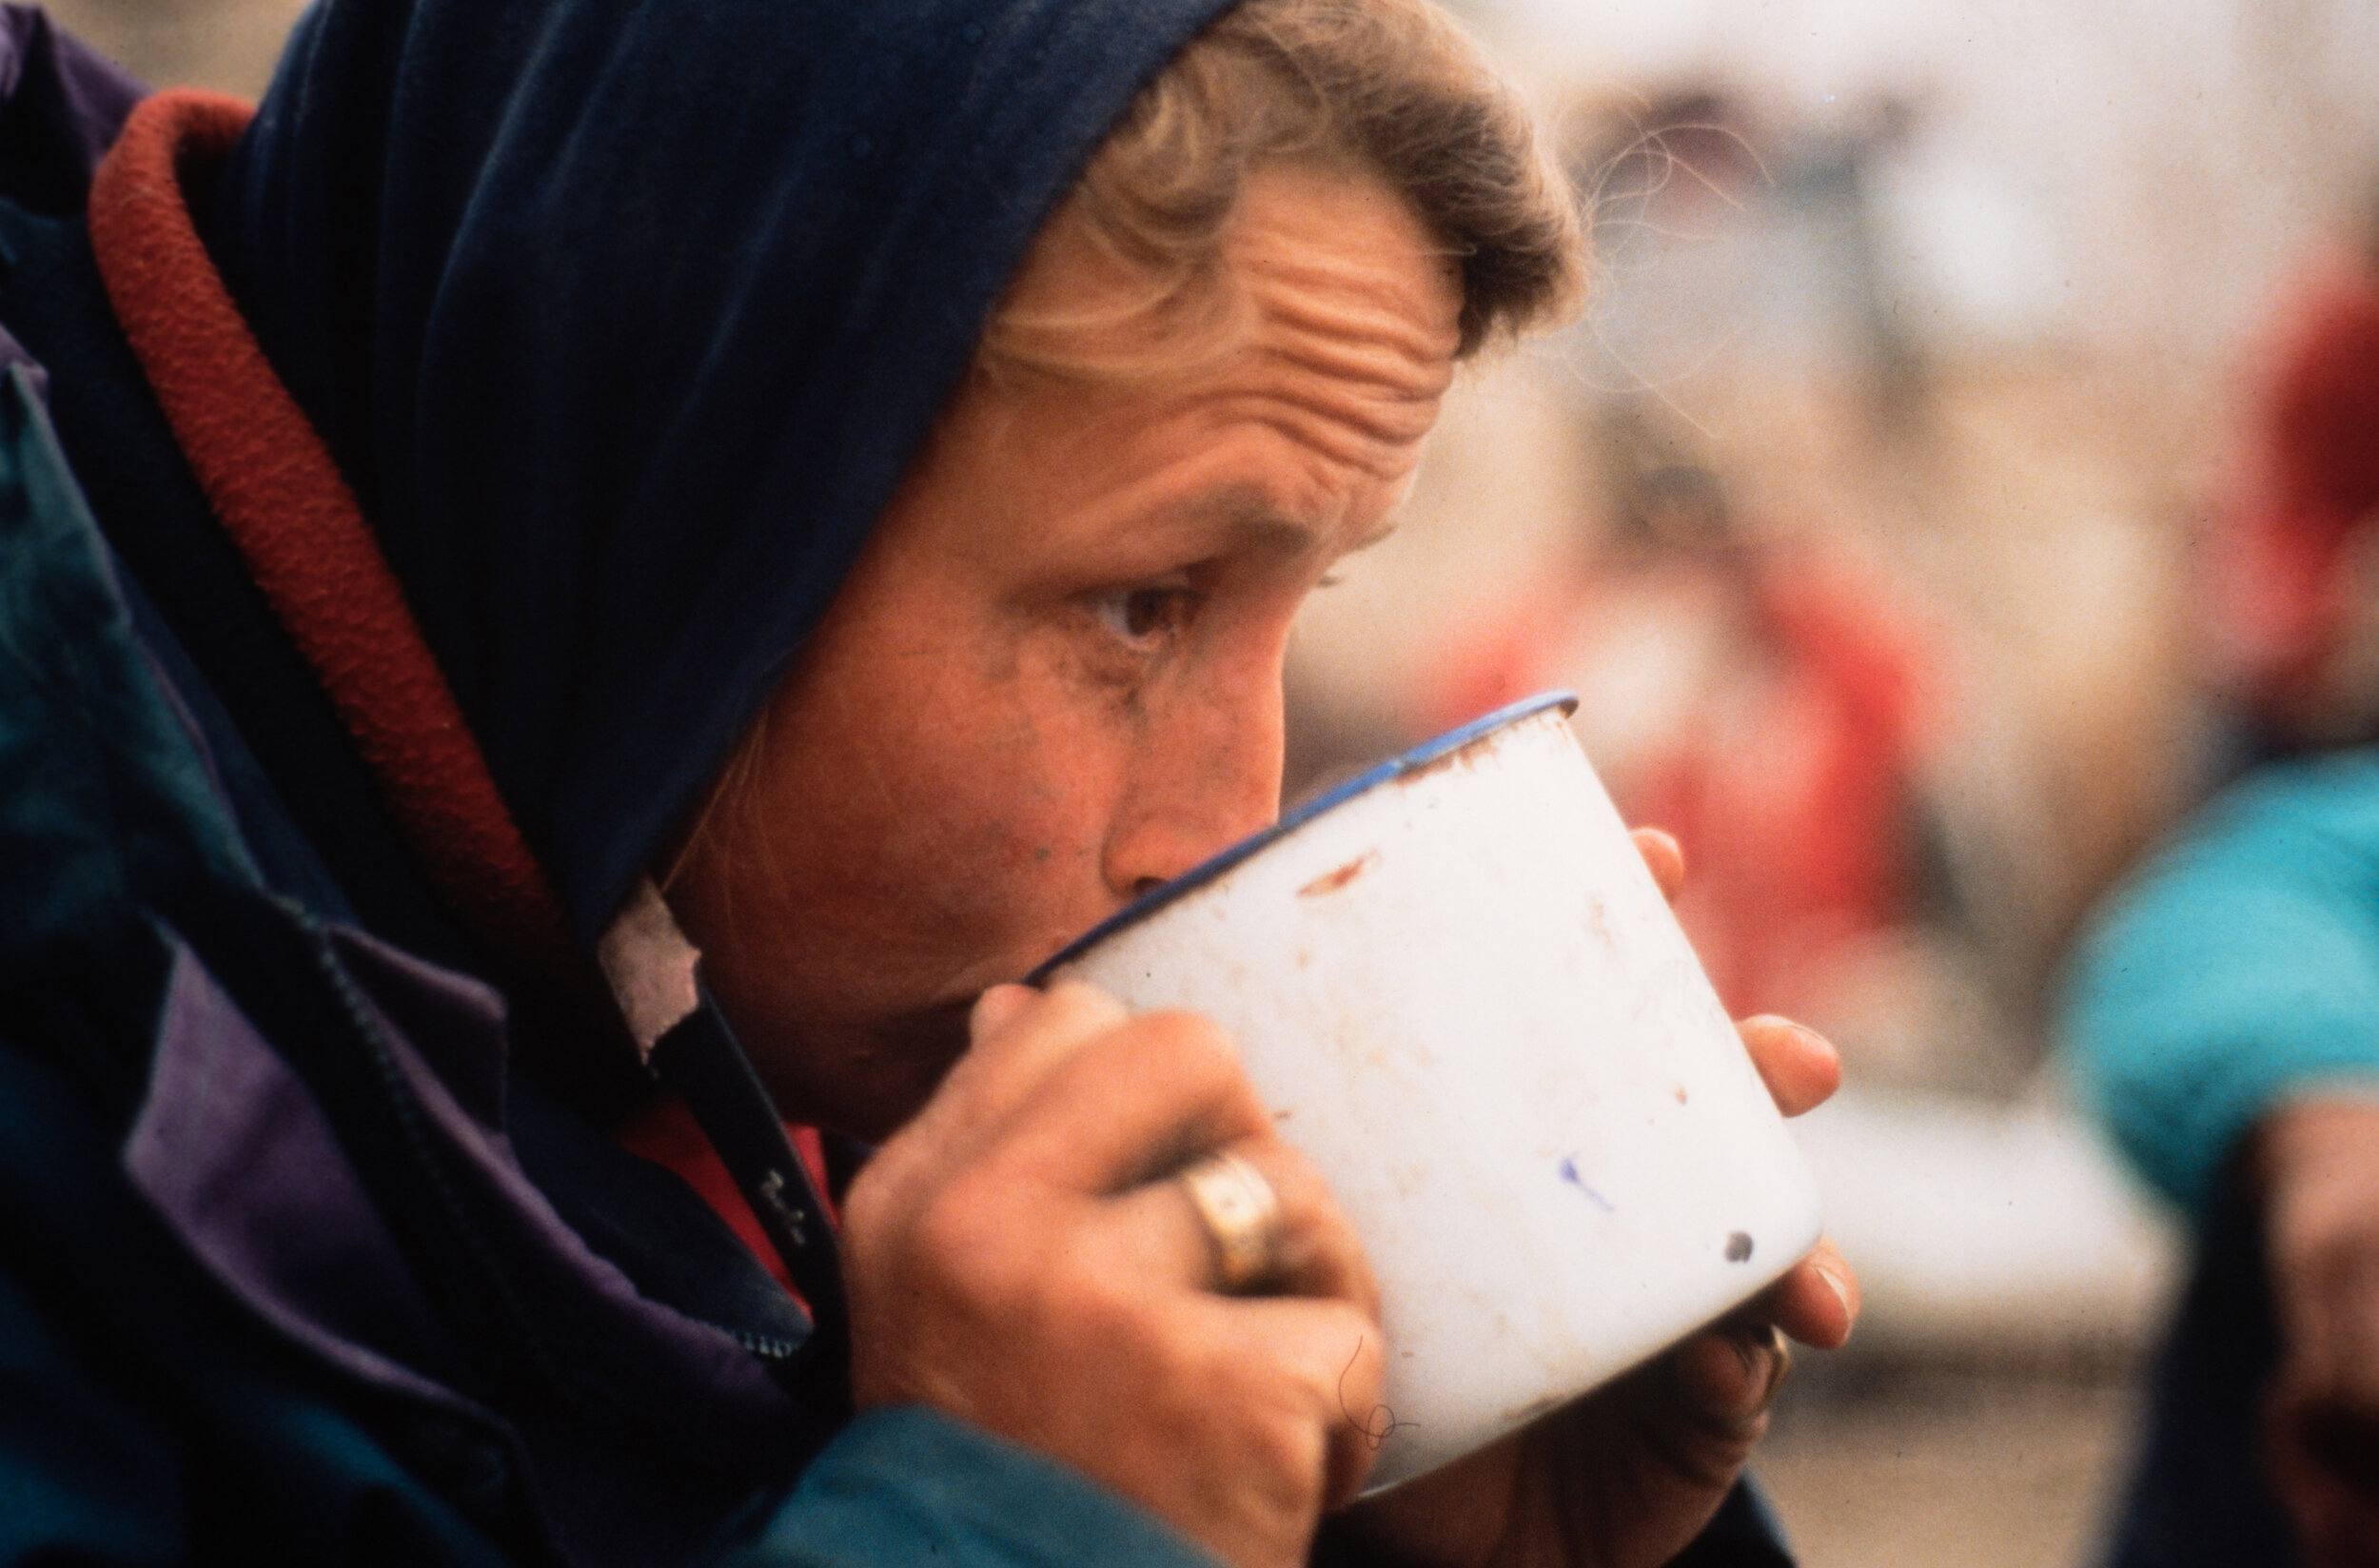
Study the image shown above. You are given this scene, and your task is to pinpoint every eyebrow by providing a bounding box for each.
[1198,485,1399,559]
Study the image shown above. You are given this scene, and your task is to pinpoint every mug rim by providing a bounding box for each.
[1027,689,1580,982]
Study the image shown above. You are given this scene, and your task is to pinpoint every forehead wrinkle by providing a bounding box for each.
[1248,280,1457,379]
[1256,308,1455,401]
[1253,335,1447,441]
[1230,341,1446,461]
[1233,213,1461,343]
[1209,353,1445,468]
[1243,251,1461,351]
[1234,289,1456,460]
[1232,405,1432,488]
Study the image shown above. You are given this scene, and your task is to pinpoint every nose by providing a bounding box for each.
[1100,665,1286,900]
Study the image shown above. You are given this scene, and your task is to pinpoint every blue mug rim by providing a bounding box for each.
[1027,690,1580,982]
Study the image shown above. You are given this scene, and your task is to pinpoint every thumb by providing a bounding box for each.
[971,982,1040,1042]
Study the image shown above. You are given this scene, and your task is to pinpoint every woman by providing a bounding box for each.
[0,0,1853,1562]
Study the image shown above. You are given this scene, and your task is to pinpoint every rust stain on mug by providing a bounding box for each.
[1298,848,1381,899]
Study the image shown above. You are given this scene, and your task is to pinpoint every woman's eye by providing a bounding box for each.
[1089,582,1199,650]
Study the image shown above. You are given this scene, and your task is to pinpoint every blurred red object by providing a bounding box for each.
[2205,245,2379,735]
[1429,539,1931,1020]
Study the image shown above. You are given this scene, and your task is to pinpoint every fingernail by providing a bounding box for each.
[1816,1263,1855,1327]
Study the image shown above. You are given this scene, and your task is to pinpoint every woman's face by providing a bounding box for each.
[667,167,1464,1141]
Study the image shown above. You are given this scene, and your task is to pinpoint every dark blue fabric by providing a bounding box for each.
[1669,1480,1793,1568]
[0,191,462,958]
[0,5,137,391]
[206,0,1241,942]
[0,354,529,1566]
[2102,1170,2301,1568]
[0,5,136,217]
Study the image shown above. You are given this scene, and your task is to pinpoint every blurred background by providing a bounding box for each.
[1284,1,2379,1562]
[57,0,2379,1561]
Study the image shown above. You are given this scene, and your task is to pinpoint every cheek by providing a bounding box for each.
[717,631,1124,990]
[882,674,1131,951]
[841,719,1093,932]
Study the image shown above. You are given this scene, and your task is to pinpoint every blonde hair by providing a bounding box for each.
[979,0,1584,381]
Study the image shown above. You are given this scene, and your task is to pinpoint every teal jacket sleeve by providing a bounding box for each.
[715,1407,1219,1567]
[721,1411,1797,1567]
[2060,752,2379,1217]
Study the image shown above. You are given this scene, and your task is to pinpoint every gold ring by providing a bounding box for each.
[1753,1323,1792,1410]
[1176,1150,1283,1293]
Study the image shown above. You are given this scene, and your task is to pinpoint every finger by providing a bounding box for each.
[1668,1320,1791,1439]
[2266,1388,2379,1567]
[929,979,1133,1142]
[2279,1263,2356,1413]
[970,981,1038,1040]
[1632,825,1687,902]
[1211,1297,1388,1512]
[992,1008,1269,1194]
[1737,1014,1841,1117]
[2313,1256,2379,1412]
[2263,1391,2330,1553]
[2340,1276,2379,1415]
[967,977,1128,1070]
[1326,1426,1517,1565]
[1754,1233,1858,1350]
[1110,1137,1379,1312]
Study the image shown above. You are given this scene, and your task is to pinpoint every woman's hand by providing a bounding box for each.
[841,979,1386,1568]
[1329,828,1860,1568]
[2255,1097,2379,1566]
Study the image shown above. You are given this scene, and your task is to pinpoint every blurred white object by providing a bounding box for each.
[1869,138,2066,346]
[1043,696,1823,1490]
[1791,1082,2180,1362]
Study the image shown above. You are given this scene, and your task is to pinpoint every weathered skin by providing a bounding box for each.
[667,166,1859,1568]
[670,167,1460,1144]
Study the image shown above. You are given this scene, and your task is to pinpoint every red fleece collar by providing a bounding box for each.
[84,106,850,1273]
[87,90,578,984]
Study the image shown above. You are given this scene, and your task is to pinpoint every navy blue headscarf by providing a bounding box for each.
[206,0,1236,943]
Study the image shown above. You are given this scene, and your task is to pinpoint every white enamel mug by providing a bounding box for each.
[1033,694,1824,1491]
